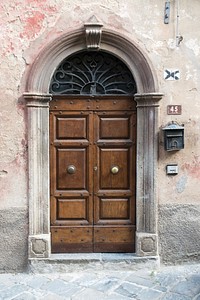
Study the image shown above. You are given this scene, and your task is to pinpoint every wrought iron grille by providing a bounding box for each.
[49,51,137,95]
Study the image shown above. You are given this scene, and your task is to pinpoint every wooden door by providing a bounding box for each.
[50,96,136,253]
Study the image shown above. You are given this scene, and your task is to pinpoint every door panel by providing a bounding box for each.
[57,198,88,220]
[57,148,87,190]
[94,227,135,243]
[51,196,91,226]
[99,148,129,189]
[100,117,130,139]
[93,226,135,252]
[56,117,87,139]
[99,198,129,219]
[50,96,136,253]
[51,227,93,253]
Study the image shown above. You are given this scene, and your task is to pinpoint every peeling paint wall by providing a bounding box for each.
[0,0,200,269]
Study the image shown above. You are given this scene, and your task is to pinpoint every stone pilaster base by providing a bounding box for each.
[29,234,51,258]
[136,232,158,256]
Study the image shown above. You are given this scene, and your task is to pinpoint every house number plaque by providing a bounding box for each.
[167,105,182,115]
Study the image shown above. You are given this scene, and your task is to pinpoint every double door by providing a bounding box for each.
[50,96,136,253]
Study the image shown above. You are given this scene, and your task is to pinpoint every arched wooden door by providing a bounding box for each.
[49,51,137,253]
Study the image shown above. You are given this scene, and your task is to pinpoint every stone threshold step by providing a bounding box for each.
[29,254,160,273]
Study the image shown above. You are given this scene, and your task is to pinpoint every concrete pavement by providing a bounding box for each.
[0,263,200,299]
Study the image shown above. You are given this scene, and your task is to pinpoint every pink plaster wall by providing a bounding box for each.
[0,0,200,209]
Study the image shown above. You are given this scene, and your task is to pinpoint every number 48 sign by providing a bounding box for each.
[167,105,182,115]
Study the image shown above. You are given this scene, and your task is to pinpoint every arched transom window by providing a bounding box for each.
[49,50,137,95]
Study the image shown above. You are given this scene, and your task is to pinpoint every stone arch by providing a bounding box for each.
[25,28,157,94]
[24,26,163,260]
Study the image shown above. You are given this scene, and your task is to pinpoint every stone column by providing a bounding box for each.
[134,93,163,256]
[24,93,52,258]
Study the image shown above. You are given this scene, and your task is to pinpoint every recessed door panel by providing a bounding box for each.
[99,148,129,189]
[100,117,130,139]
[56,117,87,139]
[99,198,130,220]
[57,148,87,190]
[57,198,88,220]
[51,196,91,226]
[50,96,136,253]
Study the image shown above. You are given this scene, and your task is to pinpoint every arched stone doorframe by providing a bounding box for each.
[23,26,163,259]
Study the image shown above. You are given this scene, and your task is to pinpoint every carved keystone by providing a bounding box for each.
[84,15,103,49]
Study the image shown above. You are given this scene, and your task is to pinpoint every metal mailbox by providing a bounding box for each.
[162,122,184,151]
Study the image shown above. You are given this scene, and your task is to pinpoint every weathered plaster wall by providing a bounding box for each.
[0,0,200,269]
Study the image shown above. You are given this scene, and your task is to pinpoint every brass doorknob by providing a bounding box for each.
[67,165,76,174]
[111,166,119,174]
